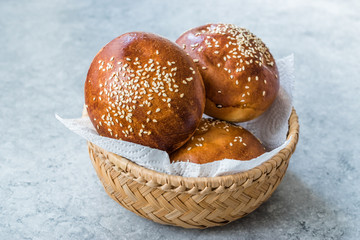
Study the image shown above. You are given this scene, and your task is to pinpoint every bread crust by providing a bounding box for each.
[176,24,279,122]
[85,32,205,153]
[170,118,266,164]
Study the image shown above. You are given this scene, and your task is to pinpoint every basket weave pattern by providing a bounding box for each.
[87,109,299,229]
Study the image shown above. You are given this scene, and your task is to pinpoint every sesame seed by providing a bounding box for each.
[155,108,160,112]
[193,59,199,63]
[180,93,184,98]
[262,91,266,96]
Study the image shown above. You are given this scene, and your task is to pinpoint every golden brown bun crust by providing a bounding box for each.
[170,118,266,164]
[176,24,279,122]
[85,32,205,153]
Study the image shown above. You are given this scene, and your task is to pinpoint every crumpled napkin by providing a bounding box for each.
[56,55,294,177]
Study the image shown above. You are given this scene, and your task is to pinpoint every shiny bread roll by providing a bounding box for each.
[176,24,279,122]
[170,118,266,164]
[85,32,205,153]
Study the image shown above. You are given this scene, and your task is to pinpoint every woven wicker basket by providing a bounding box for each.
[85,108,299,229]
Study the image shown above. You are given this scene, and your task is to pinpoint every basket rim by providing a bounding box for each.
[87,107,299,194]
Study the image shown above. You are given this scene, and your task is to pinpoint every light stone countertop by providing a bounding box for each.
[1,0,359,239]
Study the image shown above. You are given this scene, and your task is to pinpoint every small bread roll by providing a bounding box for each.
[170,118,265,164]
[85,32,205,153]
[176,24,279,122]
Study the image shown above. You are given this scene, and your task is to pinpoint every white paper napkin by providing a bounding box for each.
[56,55,294,177]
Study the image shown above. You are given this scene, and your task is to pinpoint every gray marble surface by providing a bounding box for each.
[1,0,360,239]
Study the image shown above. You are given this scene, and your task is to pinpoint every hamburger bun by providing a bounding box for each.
[176,24,279,122]
[85,32,205,153]
[170,118,266,164]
